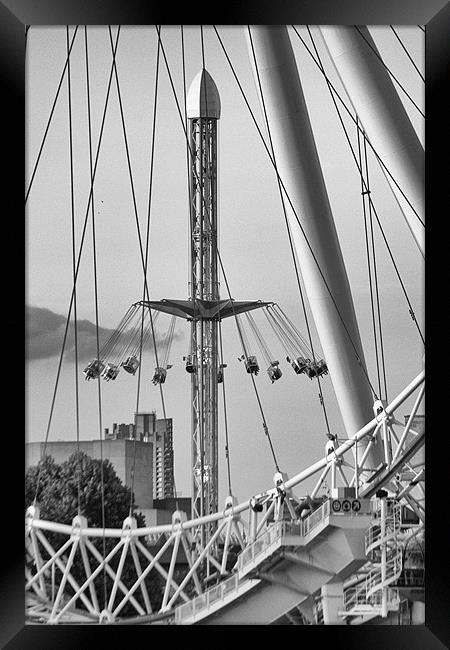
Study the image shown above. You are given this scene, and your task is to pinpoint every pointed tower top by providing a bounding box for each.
[186,69,221,119]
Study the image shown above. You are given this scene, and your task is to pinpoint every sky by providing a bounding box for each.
[25,25,425,506]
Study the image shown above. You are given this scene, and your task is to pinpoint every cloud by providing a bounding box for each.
[26,305,184,362]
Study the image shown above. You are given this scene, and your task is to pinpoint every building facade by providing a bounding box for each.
[105,411,174,499]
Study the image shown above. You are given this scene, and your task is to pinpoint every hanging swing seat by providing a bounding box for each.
[245,356,259,375]
[305,359,328,379]
[267,361,282,383]
[101,363,119,381]
[83,359,105,381]
[121,356,140,375]
[184,354,197,373]
[152,367,167,385]
[218,363,227,383]
[315,359,328,377]
[287,355,310,375]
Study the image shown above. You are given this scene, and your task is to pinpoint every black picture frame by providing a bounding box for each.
[2,0,448,647]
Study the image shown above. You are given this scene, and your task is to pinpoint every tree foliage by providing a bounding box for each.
[26,451,145,527]
[26,451,164,617]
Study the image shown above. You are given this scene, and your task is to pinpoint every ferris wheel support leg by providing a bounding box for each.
[246,26,383,470]
[411,601,425,624]
[321,582,345,624]
[319,26,425,257]
[380,498,388,618]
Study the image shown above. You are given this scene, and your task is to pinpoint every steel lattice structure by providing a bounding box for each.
[188,99,220,537]
[140,71,269,548]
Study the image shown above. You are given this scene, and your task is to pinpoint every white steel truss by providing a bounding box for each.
[25,370,424,624]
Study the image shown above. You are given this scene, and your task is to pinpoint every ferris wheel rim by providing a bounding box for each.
[26,368,424,539]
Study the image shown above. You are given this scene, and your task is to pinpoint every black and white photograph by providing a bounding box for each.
[1,3,444,643]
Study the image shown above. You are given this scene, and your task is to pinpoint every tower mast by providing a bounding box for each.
[187,68,221,537]
[140,69,269,549]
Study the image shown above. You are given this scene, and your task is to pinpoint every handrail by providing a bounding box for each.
[26,371,424,540]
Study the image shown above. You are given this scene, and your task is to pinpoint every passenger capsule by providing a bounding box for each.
[101,363,119,381]
[121,356,140,375]
[83,359,105,381]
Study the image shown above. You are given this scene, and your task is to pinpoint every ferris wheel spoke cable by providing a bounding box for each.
[289,25,424,229]
[110,28,179,508]
[180,26,197,326]
[33,26,122,508]
[353,26,424,117]
[25,26,79,205]
[247,26,333,437]
[306,27,424,348]
[361,126,389,402]
[156,25,282,476]
[214,26,380,402]
[66,25,82,517]
[201,27,281,477]
[218,322,233,497]
[84,25,107,608]
[389,26,425,82]
[356,116,384,401]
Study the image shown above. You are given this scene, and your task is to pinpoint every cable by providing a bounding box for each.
[305,26,424,348]
[356,117,382,398]
[218,322,233,497]
[362,133,388,402]
[245,312,273,366]
[353,26,424,118]
[264,307,298,358]
[289,25,424,229]
[156,26,282,474]
[390,26,424,82]
[109,27,177,508]
[248,25,332,436]
[25,26,79,205]
[66,25,82,517]
[213,26,380,401]
[84,24,107,608]
[33,26,122,508]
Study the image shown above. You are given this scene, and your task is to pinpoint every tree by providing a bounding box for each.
[26,451,164,617]
[26,450,145,528]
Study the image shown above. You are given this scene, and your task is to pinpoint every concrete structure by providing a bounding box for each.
[26,438,153,509]
[134,411,157,442]
[106,411,174,499]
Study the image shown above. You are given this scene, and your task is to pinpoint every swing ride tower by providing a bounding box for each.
[141,69,269,544]
[187,68,221,533]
